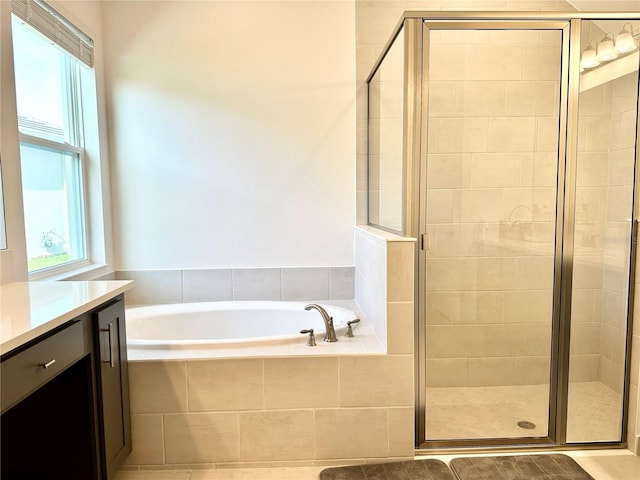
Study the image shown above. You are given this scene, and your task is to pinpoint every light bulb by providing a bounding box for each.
[580,43,600,69]
[597,33,617,61]
[615,23,638,53]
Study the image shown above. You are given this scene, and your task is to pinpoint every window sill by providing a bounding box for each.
[29,262,113,282]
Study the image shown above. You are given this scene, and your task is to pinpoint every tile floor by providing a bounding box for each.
[426,382,621,442]
[115,451,640,479]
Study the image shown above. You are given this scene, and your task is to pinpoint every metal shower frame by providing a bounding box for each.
[367,11,640,452]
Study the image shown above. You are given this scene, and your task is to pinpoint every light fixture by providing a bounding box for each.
[615,23,638,54]
[580,41,600,69]
[597,33,618,61]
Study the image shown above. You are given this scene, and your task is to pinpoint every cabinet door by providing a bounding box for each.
[96,298,131,479]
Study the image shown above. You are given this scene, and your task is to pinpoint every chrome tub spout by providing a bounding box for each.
[304,304,338,342]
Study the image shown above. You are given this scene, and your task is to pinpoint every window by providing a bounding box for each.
[11,1,94,274]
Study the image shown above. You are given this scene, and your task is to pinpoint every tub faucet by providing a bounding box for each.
[304,304,338,342]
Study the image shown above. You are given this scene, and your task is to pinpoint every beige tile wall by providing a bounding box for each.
[354,226,416,353]
[570,76,610,387]
[355,0,578,226]
[368,20,404,231]
[356,0,639,452]
[126,355,415,468]
[424,29,562,388]
[570,58,637,400]
[597,72,638,394]
[358,3,579,391]
[124,227,416,468]
[362,5,635,396]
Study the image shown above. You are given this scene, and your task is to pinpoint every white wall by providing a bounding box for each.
[102,1,356,270]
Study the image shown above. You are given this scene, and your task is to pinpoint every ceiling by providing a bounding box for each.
[566,0,640,11]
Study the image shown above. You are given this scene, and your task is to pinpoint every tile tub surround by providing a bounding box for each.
[125,355,415,468]
[116,267,354,306]
[124,228,416,468]
[354,226,416,354]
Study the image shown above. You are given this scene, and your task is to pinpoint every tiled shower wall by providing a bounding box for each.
[355,0,578,225]
[424,29,562,388]
[114,267,354,306]
[356,0,640,450]
[571,71,638,395]
[367,26,404,231]
[357,0,581,388]
[601,73,638,392]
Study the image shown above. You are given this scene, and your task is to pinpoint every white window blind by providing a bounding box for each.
[11,0,94,67]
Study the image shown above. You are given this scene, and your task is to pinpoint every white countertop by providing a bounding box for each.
[0,281,133,356]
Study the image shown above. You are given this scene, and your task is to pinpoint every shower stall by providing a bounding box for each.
[367,12,640,449]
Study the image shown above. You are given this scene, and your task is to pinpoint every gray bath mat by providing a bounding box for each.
[449,454,594,480]
[320,459,456,480]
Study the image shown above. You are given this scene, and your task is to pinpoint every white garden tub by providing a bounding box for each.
[126,301,360,350]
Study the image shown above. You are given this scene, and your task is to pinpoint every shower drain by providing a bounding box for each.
[517,420,536,430]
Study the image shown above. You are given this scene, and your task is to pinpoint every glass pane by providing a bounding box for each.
[12,15,72,144]
[20,143,86,272]
[424,28,563,440]
[368,26,404,232]
[567,19,639,443]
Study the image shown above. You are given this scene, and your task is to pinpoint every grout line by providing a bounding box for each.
[261,359,266,410]
[180,269,185,303]
[184,361,190,412]
[231,269,236,301]
[236,411,241,465]
[312,408,318,464]
[161,413,167,466]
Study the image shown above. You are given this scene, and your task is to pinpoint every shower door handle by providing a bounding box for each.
[421,233,431,252]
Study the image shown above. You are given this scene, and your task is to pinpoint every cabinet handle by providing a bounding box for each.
[39,359,56,369]
[100,323,115,368]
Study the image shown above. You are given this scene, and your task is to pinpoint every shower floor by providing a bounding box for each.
[426,381,621,442]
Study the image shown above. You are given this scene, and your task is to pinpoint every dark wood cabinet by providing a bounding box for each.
[0,294,131,480]
[95,297,132,480]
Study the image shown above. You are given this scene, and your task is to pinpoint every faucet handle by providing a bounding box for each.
[300,329,316,346]
[345,319,360,338]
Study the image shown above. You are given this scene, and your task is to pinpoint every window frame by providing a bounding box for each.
[18,135,90,279]
[11,12,94,278]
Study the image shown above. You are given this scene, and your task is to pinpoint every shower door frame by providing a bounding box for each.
[387,11,640,451]
[418,17,570,450]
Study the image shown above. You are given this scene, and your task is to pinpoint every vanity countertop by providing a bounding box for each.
[0,281,133,356]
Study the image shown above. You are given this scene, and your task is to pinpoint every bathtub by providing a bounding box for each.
[126,301,361,350]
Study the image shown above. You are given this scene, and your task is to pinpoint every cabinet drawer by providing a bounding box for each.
[1,321,85,414]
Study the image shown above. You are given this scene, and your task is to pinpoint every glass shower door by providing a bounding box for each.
[423,24,566,442]
[566,19,640,444]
